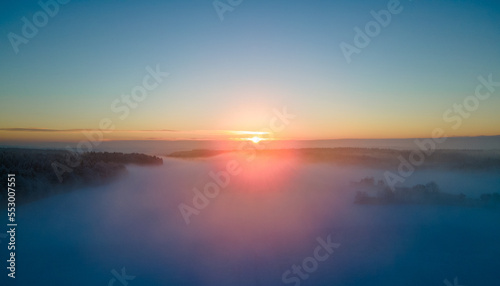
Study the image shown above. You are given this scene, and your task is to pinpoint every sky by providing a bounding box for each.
[0,0,499,142]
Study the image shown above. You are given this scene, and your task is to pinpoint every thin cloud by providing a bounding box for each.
[0,128,87,132]
[0,128,270,134]
[0,128,178,133]
[0,128,270,140]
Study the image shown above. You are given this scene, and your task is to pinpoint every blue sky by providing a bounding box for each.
[1,0,499,141]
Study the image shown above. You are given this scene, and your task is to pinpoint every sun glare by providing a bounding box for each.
[250,136,262,144]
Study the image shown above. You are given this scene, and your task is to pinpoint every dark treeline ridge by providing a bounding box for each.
[352,177,500,208]
[168,149,232,158]
[0,148,163,206]
[300,148,500,171]
[168,148,500,171]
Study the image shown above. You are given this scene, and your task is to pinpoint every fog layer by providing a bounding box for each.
[9,153,500,286]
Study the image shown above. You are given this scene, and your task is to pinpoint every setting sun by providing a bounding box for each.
[250,136,263,144]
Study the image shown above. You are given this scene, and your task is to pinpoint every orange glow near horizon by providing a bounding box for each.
[1,127,500,143]
[0,129,276,142]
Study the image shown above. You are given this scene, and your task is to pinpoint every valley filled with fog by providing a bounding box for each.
[7,148,500,286]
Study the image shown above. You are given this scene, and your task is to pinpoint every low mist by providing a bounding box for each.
[13,152,500,286]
